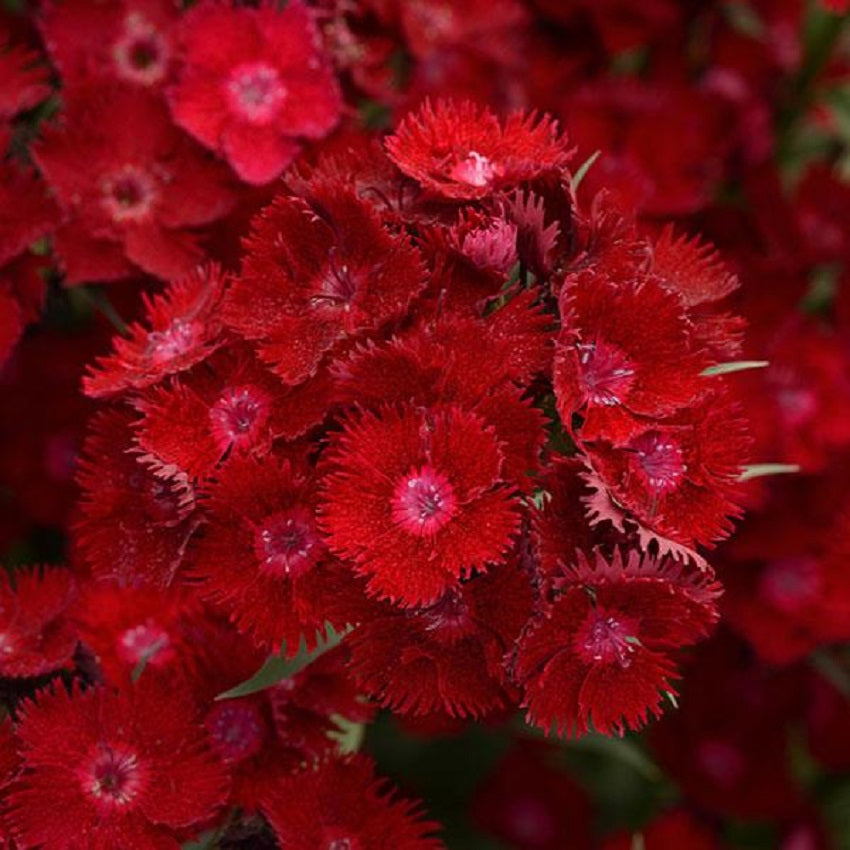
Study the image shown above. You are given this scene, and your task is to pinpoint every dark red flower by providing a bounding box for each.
[133,346,332,479]
[40,0,180,90]
[34,85,235,283]
[189,453,346,650]
[75,409,200,587]
[0,32,51,120]
[167,0,341,184]
[0,289,22,371]
[320,404,521,606]
[83,263,227,398]
[385,99,573,200]
[8,679,229,849]
[260,755,443,850]
[0,162,58,269]
[348,562,532,717]
[224,184,427,385]
[201,643,374,811]
[601,809,721,850]
[471,741,592,850]
[514,549,720,736]
[0,567,76,678]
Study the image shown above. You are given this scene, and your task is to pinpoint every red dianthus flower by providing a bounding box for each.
[34,86,235,283]
[386,99,573,200]
[514,549,720,736]
[167,0,341,184]
[320,403,521,606]
[7,680,228,849]
[260,755,443,850]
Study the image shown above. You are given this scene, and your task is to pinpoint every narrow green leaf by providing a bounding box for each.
[701,360,769,376]
[811,650,850,701]
[329,714,366,755]
[738,463,800,482]
[631,834,647,850]
[131,636,169,684]
[215,623,352,700]
[567,734,662,783]
[570,151,600,192]
[182,831,218,850]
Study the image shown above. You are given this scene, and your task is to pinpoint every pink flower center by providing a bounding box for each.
[696,739,745,787]
[205,701,266,763]
[254,508,322,578]
[111,13,169,86]
[575,609,638,669]
[84,746,145,807]
[450,150,498,188]
[209,384,272,452]
[630,431,686,493]
[391,466,457,536]
[145,319,201,365]
[226,62,287,124]
[320,830,362,850]
[578,339,636,406]
[459,219,518,274]
[117,621,172,667]
[101,164,159,223]
[309,252,363,312]
[504,796,557,845]
[758,556,821,613]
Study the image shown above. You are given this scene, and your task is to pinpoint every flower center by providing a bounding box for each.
[117,621,172,668]
[449,150,497,187]
[391,466,457,536]
[205,701,266,763]
[504,797,557,845]
[84,746,144,807]
[320,830,362,850]
[111,13,168,85]
[630,431,686,493]
[578,339,636,406]
[209,384,272,452]
[575,609,638,669]
[145,319,200,365]
[101,165,158,223]
[309,252,363,312]
[459,219,518,274]
[758,556,821,613]
[696,739,745,787]
[226,62,287,124]
[254,508,322,578]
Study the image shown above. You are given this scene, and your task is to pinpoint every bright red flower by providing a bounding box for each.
[224,184,427,385]
[0,32,51,119]
[83,264,227,398]
[7,680,229,849]
[133,346,332,480]
[40,0,180,90]
[320,403,521,605]
[385,100,573,200]
[348,562,532,717]
[189,453,346,650]
[0,567,76,678]
[555,270,707,443]
[34,85,235,283]
[583,393,749,560]
[75,410,200,587]
[260,755,443,850]
[167,0,341,185]
[514,549,720,737]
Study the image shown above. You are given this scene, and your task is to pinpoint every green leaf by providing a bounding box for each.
[182,831,218,850]
[570,151,600,192]
[567,734,663,783]
[723,2,766,38]
[738,463,800,482]
[216,623,352,701]
[811,649,850,701]
[131,636,169,684]
[701,360,769,376]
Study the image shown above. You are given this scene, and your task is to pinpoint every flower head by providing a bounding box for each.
[167,0,341,184]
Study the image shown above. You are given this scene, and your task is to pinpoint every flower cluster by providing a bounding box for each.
[1,0,850,848]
